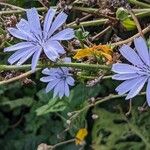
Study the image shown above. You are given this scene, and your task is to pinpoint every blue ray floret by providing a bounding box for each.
[112,36,150,106]
[40,58,75,98]
[4,8,74,71]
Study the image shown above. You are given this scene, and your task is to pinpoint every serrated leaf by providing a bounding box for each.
[91,98,150,150]
[36,98,67,116]
[0,97,33,109]
[36,89,53,102]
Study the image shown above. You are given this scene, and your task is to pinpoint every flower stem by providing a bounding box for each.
[0,63,111,71]
[128,0,150,8]
[0,68,40,85]
[70,92,146,122]
[67,19,108,28]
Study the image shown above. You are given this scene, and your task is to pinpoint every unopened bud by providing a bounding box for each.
[67,112,72,117]
[66,120,71,125]
[92,114,99,120]
[91,97,95,103]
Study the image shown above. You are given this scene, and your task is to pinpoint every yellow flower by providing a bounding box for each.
[75,128,88,145]
[73,45,112,62]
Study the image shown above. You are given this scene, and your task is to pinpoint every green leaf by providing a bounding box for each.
[116,7,136,31]
[122,18,136,31]
[91,98,150,150]
[36,98,67,116]
[0,113,9,135]
[36,89,53,103]
[0,97,34,109]
[75,28,89,40]
[116,7,129,21]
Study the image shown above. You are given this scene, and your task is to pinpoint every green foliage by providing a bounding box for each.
[116,7,136,31]
[92,98,150,150]
[75,28,89,41]
[0,1,150,150]
[0,97,33,109]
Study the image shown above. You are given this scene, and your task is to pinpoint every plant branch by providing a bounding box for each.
[47,139,75,150]
[111,25,150,47]
[0,62,110,71]
[128,0,150,8]
[71,92,146,121]
[67,18,109,28]
[0,68,40,85]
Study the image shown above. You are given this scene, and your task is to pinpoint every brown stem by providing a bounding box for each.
[91,26,112,41]
[111,25,150,47]
[0,69,40,85]
[128,9,143,36]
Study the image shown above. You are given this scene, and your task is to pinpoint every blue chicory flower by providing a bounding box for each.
[4,8,74,71]
[40,58,75,98]
[112,36,150,106]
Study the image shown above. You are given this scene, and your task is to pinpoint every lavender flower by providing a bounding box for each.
[4,8,74,71]
[40,58,75,98]
[112,37,150,106]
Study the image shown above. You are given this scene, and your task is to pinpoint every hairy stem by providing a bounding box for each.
[128,0,150,8]
[0,63,110,71]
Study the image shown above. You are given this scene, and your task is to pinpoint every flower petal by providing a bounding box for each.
[63,57,71,63]
[16,49,36,65]
[45,79,60,93]
[112,63,139,74]
[66,76,75,86]
[134,37,150,66]
[43,43,59,61]
[119,45,144,66]
[26,8,42,38]
[42,68,58,75]
[40,76,55,82]
[46,40,65,54]
[64,82,70,97]
[43,8,56,39]
[8,28,28,40]
[58,80,65,98]
[112,73,139,80]
[16,19,36,41]
[126,76,148,99]
[4,42,34,52]
[146,78,150,106]
[53,80,63,98]
[48,11,67,37]
[16,19,30,32]
[116,77,142,95]
[31,47,42,71]
[8,48,33,64]
[50,28,74,41]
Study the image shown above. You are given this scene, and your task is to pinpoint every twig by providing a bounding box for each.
[126,5,143,36]
[91,26,112,41]
[38,0,48,10]
[128,0,150,8]
[125,99,132,116]
[69,92,146,121]
[67,14,92,27]
[0,68,40,85]
[111,25,150,47]
[0,2,43,17]
[78,75,112,80]
[47,139,75,150]
[67,19,109,28]
[0,7,47,15]
[0,2,25,11]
